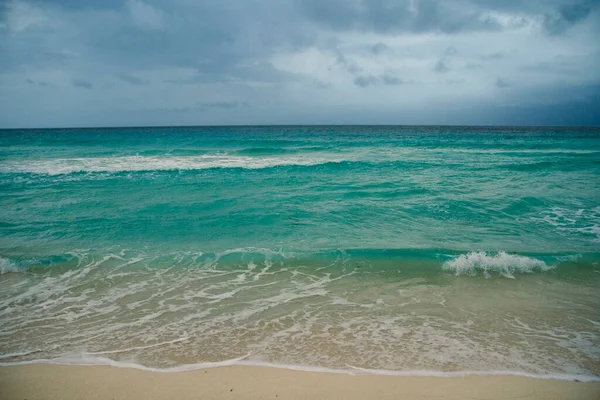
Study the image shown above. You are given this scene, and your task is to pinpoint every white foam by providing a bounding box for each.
[83,337,190,356]
[0,257,19,274]
[449,149,600,155]
[0,155,347,175]
[443,251,551,278]
[566,225,600,241]
[1,355,598,382]
[0,350,41,360]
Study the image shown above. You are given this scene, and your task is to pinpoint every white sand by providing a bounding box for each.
[1,364,599,400]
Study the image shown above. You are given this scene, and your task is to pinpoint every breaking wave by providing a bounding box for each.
[0,155,349,175]
[442,251,552,278]
[0,257,20,274]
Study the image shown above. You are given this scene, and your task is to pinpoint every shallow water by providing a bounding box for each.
[1,126,599,378]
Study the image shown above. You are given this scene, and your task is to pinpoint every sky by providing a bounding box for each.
[0,0,599,128]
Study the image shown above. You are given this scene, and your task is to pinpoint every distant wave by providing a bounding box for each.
[233,146,331,156]
[0,155,348,175]
[500,160,600,172]
[442,251,552,278]
[0,155,436,175]
[2,145,598,175]
[233,147,299,156]
[444,148,600,155]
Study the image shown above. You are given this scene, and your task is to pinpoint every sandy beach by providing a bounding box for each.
[1,364,599,400]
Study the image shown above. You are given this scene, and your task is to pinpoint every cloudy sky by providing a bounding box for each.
[1,0,599,128]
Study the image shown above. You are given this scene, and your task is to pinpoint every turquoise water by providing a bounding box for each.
[1,126,599,378]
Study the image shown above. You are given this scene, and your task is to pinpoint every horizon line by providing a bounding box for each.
[1,123,600,131]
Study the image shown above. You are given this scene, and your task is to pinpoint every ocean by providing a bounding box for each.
[0,126,599,380]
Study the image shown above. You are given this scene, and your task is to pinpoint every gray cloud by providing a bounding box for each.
[297,0,509,34]
[0,0,599,127]
[381,74,405,86]
[72,78,93,89]
[334,50,363,75]
[444,46,458,56]
[354,74,407,87]
[444,79,466,85]
[369,42,390,55]
[481,52,505,61]
[312,79,332,89]
[496,78,511,88]
[141,100,250,114]
[543,2,596,35]
[0,2,9,21]
[118,74,148,85]
[354,75,379,87]
[165,62,302,85]
[434,60,451,73]
[520,60,581,75]
[27,0,124,10]
[464,63,484,70]
[26,78,49,87]
[200,101,250,109]
[298,0,598,36]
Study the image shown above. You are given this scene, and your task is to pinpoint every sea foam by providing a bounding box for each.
[442,251,551,278]
[2,355,599,382]
[0,257,19,274]
[0,155,345,175]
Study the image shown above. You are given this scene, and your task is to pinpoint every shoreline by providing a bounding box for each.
[1,356,600,383]
[1,364,600,400]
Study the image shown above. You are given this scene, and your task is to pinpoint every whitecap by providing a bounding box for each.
[0,257,20,274]
[442,251,551,278]
[0,155,347,175]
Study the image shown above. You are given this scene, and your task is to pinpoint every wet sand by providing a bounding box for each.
[1,364,599,400]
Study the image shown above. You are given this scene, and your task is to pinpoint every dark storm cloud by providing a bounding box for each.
[3,0,595,78]
[299,0,599,35]
[297,0,513,34]
[543,1,597,35]
[1,0,312,83]
[0,1,9,19]
[27,0,123,9]
[462,84,600,126]
[0,0,599,127]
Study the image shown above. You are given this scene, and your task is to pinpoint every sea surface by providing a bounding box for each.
[0,126,599,379]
